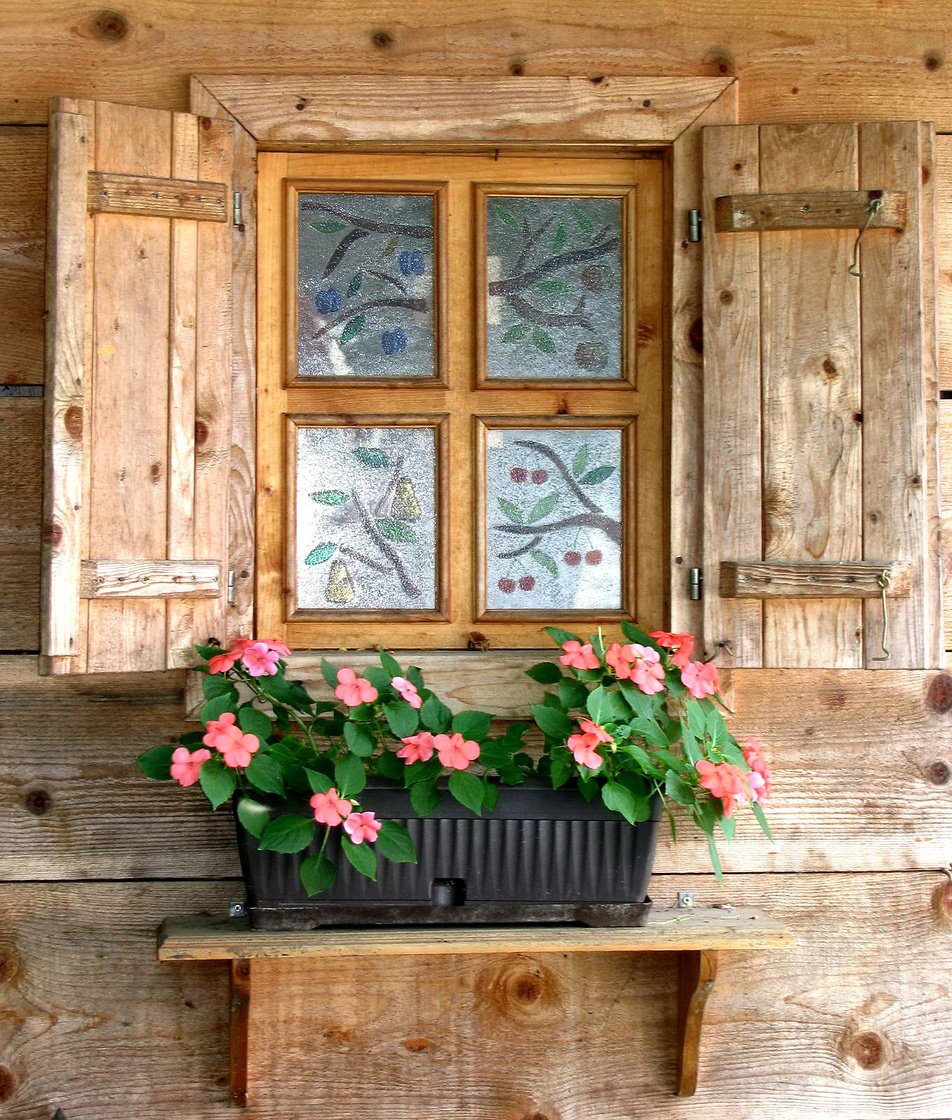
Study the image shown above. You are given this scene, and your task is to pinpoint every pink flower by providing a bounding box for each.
[579,718,613,745]
[208,648,242,674]
[310,787,352,827]
[567,732,604,771]
[391,676,423,710]
[215,724,260,769]
[743,737,772,802]
[202,710,238,749]
[170,746,211,787]
[258,638,291,657]
[343,811,382,844]
[650,630,695,670]
[397,731,436,765]
[559,640,601,671]
[434,732,480,771]
[606,642,665,694]
[241,641,281,678]
[334,667,379,706]
[681,659,719,700]
[696,759,752,819]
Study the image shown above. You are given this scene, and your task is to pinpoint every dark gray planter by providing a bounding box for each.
[236,780,660,929]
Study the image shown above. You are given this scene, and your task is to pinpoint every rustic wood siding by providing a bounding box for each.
[2,4,952,1117]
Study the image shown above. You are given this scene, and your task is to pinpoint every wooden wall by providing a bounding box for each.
[1,3,952,1116]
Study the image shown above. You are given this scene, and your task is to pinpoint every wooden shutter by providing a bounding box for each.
[702,122,942,669]
[42,99,235,674]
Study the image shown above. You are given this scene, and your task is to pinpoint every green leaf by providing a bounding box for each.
[530,549,558,577]
[194,642,228,660]
[558,677,589,709]
[260,813,314,854]
[420,694,452,734]
[236,796,271,839]
[664,769,695,806]
[379,650,402,678]
[361,666,391,692]
[376,820,417,863]
[550,755,572,789]
[352,445,389,469]
[305,768,333,794]
[751,801,774,841]
[384,701,419,739]
[571,444,590,479]
[601,781,637,825]
[374,750,403,780]
[477,741,515,771]
[244,752,285,796]
[320,658,340,688]
[198,759,237,809]
[543,625,583,647]
[720,812,737,841]
[531,327,556,354]
[410,778,441,816]
[335,753,366,798]
[305,542,337,565]
[347,270,363,297]
[498,497,525,524]
[579,465,615,485]
[203,674,236,701]
[341,835,377,880]
[310,489,349,506]
[552,222,567,253]
[534,280,571,294]
[618,679,659,720]
[238,706,272,741]
[309,219,347,233]
[586,685,629,725]
[339,314,365,345]
[526,492,558,524]
[571,205,595,234]
[525,661,562,684]
[493,203,519,227]
[200,692,236,725]
[137,745,176,780]
[380,236,399,257]
[501,323,528,343]
[404,756,442,785]
[619,621,655,648]
[531,703,573,741]
[707,834,724,883]
[343,722,375,757]
[452,710,492,740]
[449,770,484,815]
[376,518,417,543]
[300,852,337,896]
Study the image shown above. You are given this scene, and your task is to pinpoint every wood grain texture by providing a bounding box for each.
[940,400,952,646]
[80,559,221,599]
[675,948,718,1096]
[937,135,952,392]
[713,188,906,232]
[88,170,228,221]
[0,399,41,649]
[721,561,911,598]
[0,127,45,384]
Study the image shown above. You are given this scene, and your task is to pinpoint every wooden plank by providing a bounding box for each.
[936,135,952,392]
[80,559,221,599]
[41,107,89,673]
[197,75,733,146]
[0,398,41,649]
[675,949,718,1096]
[759,123,864,669]
[669,82,737,638]
[713,188,906,232]
[721,561,911,599]
[860,122,932,668]
[0,127,46,384]
[88,170,228,221]
[941,400,952,647]
[229,960,251,1106]
[702,125,763,665]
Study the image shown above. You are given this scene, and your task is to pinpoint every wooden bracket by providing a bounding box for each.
[80,559,221,599]
[229,960,251,1106]
[675,949,718,1096]
[713,188,905,233]
[88,171,228,221]
[719,561,911,599]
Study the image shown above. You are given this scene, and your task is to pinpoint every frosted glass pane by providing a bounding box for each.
[296,426,438,611]
[485,427,623,610]
[297,193,435,379]
[485,195,623,380]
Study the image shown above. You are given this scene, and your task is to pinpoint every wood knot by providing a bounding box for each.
[719,288,733,305]
[927,673,952,713]
[850,1030,886,1070]
[322,1026,352,1044]
[703,47,735,75]
[637,321,657,345]
[925,759,951,785]
[467,631,490,651]
[150,462,162,483]
[924,51,944,71]
[931,879,952,928]
[24,788,53,816]
[371,29,393,49]
[44,521,63,547]
[822,357,837,379]
[0,1066,15,1102]
[823,687,847,710]
[93,9,129,41]
[295,98,309,111]
[402,1037,431,1052]
[194,419,209,446]
[0,947,19,984]
[65,405,83,439]
[641,99,652,108]
[688,316,703,355]
[510,60,525,76]
[483,958,561,1024]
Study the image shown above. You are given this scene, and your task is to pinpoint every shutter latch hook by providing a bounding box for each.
[848,194,884,277]
[870,568,892,662]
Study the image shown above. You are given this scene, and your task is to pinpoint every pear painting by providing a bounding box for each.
[390,476,420,520]
[325,558,355,604]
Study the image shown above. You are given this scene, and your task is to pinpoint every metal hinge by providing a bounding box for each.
[688,209,702,243]
[689,567,703,601]
[232,191,243,228]
[227,570,236,606]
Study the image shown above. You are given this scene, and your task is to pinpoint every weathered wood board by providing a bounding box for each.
[0,400,41,650]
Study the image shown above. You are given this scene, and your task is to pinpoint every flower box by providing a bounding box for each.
[236,780,661,929]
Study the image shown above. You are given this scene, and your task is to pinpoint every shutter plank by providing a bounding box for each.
[759,123,864,668]
[702,126,763,664]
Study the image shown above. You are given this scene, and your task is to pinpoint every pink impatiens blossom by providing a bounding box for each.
[343,810,382,844]
[649,630,695,670]
[391,676,423,710]
[567,731,604,771]
[202,710,239,749]
[559,640,601,671]
[310,787,352,827]
[215,725,260,769]
[743,737,772,802]
[606,642,665,694]
[681,659,720,700]
[696,759,752,819]
[397,731,436,765]
[170,746,211,787]
[208,637,290,674]
[579,718,613,745]
[434,732,480,771]
[334,667,379,706]
[241,641,281,678]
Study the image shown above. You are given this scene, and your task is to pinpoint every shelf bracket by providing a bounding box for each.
[230,959,251,1106]
[675,948,719,1096]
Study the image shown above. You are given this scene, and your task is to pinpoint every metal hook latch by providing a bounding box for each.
[870,568,892,662]
[849,194,884,277]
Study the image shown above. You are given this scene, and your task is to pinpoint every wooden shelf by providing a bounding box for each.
[158,907,795,1104]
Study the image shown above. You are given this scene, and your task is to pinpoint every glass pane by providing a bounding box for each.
[296,425,438,611]
[485,194,623,380]
[485,427,623,610]
[297,193,435,379]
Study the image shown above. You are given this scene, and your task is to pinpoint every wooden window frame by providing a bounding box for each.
[188,74,737,709]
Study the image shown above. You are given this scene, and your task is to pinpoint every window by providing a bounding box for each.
[257,151,665,650]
